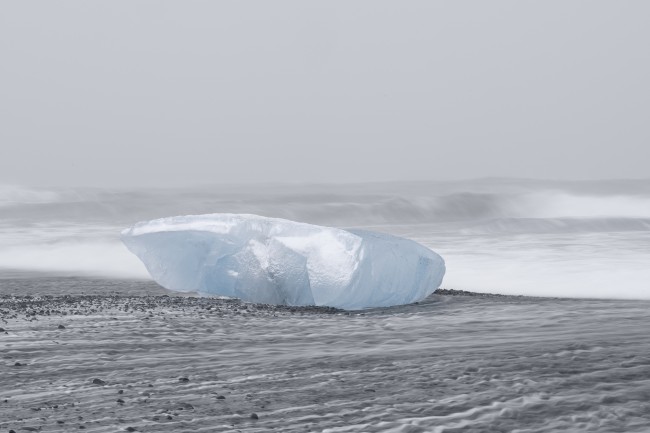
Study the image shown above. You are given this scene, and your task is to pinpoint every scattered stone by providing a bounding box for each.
[166,415,172,420]
[117,398,125,404]
[0,327,4,332]
[365,388,376,393]
[118,389,124,394]
[250,413,259,420]
[57,421,65,424]
[13,362,23,366]
[216,395,226,400]
[126,428,136,432]
[92,378,106,385]
[178,377,189,383]
[434,288,511,298]
[57,324,65,329]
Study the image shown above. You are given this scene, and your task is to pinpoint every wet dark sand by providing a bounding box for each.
[2,277,650,432]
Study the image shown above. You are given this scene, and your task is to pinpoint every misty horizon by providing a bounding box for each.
[2,1,649,187]
[3,176,650,191]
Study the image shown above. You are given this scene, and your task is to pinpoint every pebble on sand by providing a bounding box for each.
[250,413,259,420]
[92,378,106,385]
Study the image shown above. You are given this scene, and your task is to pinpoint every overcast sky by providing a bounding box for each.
[1,1,649,187]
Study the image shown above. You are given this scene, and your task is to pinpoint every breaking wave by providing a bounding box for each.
[3,181,650,225]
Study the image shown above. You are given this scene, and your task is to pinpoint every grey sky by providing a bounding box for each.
[1,1,649,187]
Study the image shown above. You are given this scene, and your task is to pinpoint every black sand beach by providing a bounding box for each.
[2,277,650,432]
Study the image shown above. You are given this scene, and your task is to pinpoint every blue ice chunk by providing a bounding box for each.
[121,214,445,309]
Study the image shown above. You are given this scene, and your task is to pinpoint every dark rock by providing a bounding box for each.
[57,325,65,329]
[56,421,65,424]
[126,428,136,432]
[166,415,172,420]
[216,395,226,400]
[118,389,124,394]
[178,377,189,382]
[117,399,125,404]
[0,327,4,332]
[13,362,23,366]
[250,413,259,420]
[92,378,106,385]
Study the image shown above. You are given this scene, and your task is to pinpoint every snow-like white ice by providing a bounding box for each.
[121,214,445,309]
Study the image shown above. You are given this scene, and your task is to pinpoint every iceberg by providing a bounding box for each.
[121,214,445,309]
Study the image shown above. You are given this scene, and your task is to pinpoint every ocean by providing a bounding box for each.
[1,179,649,300]
[1,179,649,432]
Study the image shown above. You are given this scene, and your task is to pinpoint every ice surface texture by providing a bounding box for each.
[121,214,445,309]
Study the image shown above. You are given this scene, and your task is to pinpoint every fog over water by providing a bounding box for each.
[2,3,648,301]
[1,178,648,300]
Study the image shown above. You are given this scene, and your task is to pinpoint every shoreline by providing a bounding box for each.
[0,288,528,321]
[0,287,640,321]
